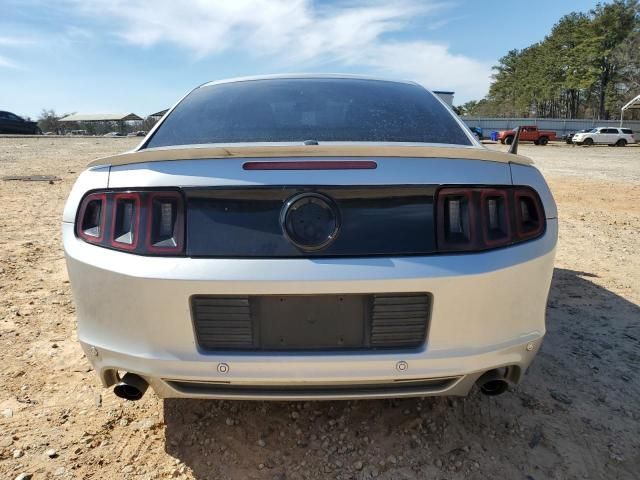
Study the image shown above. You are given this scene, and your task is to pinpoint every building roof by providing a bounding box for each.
[59,113,143,122]
[148,109,169,118]
[621,94,640,111]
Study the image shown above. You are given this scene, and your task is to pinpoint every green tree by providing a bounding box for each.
[588,0,639,118]
[37,109,60,133]
[465,0,639,119]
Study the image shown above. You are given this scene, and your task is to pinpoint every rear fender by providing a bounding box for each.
[509,164,557,219]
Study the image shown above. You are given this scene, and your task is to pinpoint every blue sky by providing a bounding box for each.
[1,0,601,119]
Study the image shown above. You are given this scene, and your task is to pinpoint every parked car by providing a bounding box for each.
[63,75,557,401]
[127,131,147,137]
[468,126,482,140]
[572,127,635,146]
[103,131,124,137]
[0,111,41,135]
[497,126,556,145]
[563,129,589,144]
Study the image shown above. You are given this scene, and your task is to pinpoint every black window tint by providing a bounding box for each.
[621,129,633,134]
[146,79,471,148]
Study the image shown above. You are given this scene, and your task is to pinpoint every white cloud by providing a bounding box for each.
[0,36,34,68]
[356,41,492,100]
[69,0,491,101]
[0,55,17,68]
[64,26,94,40]
[0,36,35,47]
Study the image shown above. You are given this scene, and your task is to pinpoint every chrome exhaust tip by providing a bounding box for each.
[113,373,148,401]
[477,369,509,396]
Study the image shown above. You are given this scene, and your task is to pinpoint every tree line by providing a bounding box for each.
[459,0,640,120]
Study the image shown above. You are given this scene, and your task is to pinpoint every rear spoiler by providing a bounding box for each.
[88,144,533,168]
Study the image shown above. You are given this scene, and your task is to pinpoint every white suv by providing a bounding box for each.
[572,127,635,146]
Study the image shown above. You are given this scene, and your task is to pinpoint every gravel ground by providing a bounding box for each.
[489,141,640,183]
[0,137,639,480]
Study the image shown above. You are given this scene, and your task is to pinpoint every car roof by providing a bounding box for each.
[199,74,418,89]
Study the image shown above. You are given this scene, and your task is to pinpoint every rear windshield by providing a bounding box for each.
[146,78,472,148]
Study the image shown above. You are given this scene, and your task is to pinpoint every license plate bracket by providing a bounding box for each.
[254,294,367,349]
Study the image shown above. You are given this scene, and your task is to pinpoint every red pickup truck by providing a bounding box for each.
[497,126,556,145]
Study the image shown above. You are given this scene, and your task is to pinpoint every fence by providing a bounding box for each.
[461,117,640,138]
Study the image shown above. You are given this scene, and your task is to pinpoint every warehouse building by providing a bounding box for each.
[59,113,143,135]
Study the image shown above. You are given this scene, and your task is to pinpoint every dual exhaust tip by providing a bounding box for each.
[113,368,510,401]
[113,373,148,401]
[476,369,509,396]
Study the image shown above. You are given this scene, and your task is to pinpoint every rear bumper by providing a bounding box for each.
[80,336,542,400]
[64,220,557,399]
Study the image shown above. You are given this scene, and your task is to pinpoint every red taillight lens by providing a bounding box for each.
[76,190,185,256]
[437,186,544,252]
[77,192,106,243]
[110,192,141,250]
[514,189,544,239]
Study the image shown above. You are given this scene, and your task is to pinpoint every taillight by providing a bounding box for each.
[481,189,510,246]
[437,189,475,251]
[514,189,544,239]
[77,192,106,243]
[75,190,185,255]
[437,186,545,252]
[111,192,140,250]
[146,191,184,253]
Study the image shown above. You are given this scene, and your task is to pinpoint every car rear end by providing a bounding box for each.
[63,76,557,400]
[620,128,636,144]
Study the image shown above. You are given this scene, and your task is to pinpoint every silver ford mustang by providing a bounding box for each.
[63,74,557,401]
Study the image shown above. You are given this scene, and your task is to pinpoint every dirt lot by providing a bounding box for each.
[1,138,639,480]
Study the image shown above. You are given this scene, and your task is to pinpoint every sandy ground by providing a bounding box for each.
[0,137,639,480]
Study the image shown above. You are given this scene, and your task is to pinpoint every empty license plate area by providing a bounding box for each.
[191,293,430,351]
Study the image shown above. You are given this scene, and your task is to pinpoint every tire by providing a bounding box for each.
[615,139,627,147]
[505,136,514,145]
[538,136,548,146]
[534,140,540,145]
[584,138,594,146]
